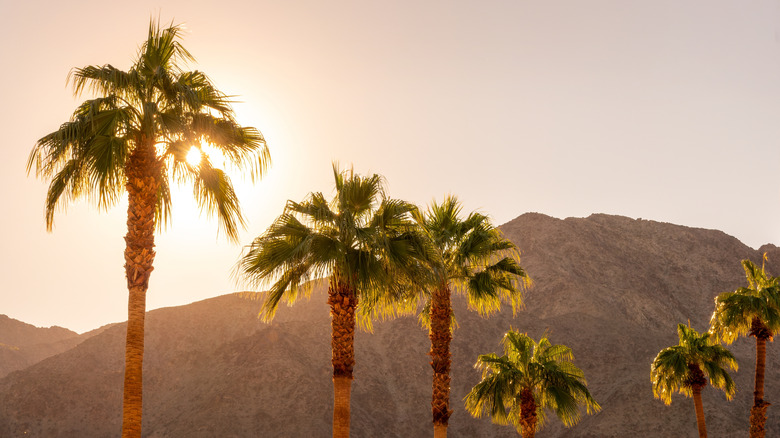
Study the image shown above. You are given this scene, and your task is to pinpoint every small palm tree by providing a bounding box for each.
[237,164,419,438]
[464,330,600,438]
[408,197,530,438]
[651,323,738,438]
[27,19,269,438]
[710,258,780,438]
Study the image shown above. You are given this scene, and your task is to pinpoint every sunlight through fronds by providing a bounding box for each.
[28,18,269,234]
[185,147,202,166]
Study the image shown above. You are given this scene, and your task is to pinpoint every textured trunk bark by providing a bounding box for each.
[749,401,770,438]
[327,277,357,438]
[749,332,770,438]
[685,364,708,438]
[753,326,768,403]
[333,376,352,438]
[121,141,160,438]
[749,318,772,438]
[519,388,537,438]
[692,385,707,438]
[430,281,453,436]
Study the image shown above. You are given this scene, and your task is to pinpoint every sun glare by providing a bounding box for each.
[186,147,202,166]
[168,141,267,232]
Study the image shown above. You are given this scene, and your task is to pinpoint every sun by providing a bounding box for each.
[185,147,202,166]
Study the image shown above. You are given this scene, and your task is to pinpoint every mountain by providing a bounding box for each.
[1,213,778,437]
[0,315,83,379]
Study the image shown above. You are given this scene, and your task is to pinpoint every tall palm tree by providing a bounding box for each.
[651,323,738,438]
[237,164,420,438]
[710,258,780,438]
[464,330,600,438]
[27,19,269,438]
[405,197,530,438]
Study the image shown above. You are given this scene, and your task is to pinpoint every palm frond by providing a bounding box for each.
[42,160,83,230]
[465,330,598,433]
[652,323,737,405]
[465,353,516,425]
[69,64,140,103]
[710,260,780,343]
[30,96,136,229]
[191,160,245,242]
[138,18,194,76]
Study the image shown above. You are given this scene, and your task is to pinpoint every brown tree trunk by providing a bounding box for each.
[121,140,160,438]
[328,277,357,438]
[519,388,537,438]
[692,385,707,438]
[430,281,453,437]
[333,376,352,438]
[433,423,447,438]
[749,318,772,438]
[685,364,708,438]
[750,318,772,438]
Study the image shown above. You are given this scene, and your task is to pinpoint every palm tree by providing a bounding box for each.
[27,19,269,438]
[464,330,600,438]
[236,164,420,438]
[405,197,530,438]
[651,323,738,438]
[710,258,780,438]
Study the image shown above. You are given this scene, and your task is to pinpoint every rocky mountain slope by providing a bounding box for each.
[1,213,778,437]
[0,315,84,379]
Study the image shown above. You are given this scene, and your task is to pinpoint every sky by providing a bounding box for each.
[2,1,780,333]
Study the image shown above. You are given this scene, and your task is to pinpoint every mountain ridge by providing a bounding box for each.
[0,314,81,379]
[1,212,778,437]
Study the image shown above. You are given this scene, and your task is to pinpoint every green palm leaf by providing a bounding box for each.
[652,323,737,404]
[465,330,600,435]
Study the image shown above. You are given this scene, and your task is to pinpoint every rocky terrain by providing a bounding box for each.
[0,315,84,379]
[0,213,778,437]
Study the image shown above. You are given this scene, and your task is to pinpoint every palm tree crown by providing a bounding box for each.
[710,259,780,344]
[237,164,419,321]
[465,330,600,437]
[414,196,529,318]
[651,323,737,404]
[28,19,269,240]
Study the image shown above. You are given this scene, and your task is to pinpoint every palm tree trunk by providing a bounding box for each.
[749,320,771,438]
[430,281,453,437]
[692,385,707,438]
[519,388,537,438]
[328,277,357,438]
[333,376,352,438]
[121,141,160,438]
[685,364,708,438]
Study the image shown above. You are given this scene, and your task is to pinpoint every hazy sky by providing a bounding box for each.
[2,1,779,333]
